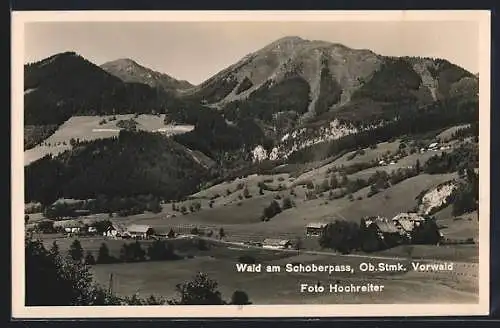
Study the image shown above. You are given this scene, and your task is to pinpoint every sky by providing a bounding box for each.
[24,21,479,85]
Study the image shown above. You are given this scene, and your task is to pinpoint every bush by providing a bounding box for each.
[263,200,282,219]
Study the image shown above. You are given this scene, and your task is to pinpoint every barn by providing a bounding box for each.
[126,224,155,239]
[262,238,292,250]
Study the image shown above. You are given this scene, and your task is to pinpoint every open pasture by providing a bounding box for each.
[90,250,478,304]
[24,114,194,165]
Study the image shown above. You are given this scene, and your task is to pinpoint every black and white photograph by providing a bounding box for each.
[11,10,490,318]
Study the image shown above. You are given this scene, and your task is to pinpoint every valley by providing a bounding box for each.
[22,35,480,306]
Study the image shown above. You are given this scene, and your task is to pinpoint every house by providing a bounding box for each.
[392,212,426,233]
[262,238,292,250]
[428,142,439,151]
[59,220,85,235]
[361,216,402,251]
[305,222,328,236]
[104,223,127,238]
[126,224,155,239]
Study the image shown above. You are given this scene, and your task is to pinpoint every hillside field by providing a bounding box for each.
[24,114,194,165]
[89,250,478,304]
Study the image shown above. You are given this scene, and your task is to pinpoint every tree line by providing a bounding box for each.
[24,130,213,207]
[318,217,442,254]
[26,236,251,306]
[287,94,478,164]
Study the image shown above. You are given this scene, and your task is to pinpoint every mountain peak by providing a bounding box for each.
[101,58,193,91]
[102,58,142,68]
[267,36,307,47]
[275,36,306,43]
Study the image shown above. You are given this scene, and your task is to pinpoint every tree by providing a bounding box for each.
[259,187,264,195]
[25,214,30,224]
[167,229,176,238]
[329,175,339,189]
[243,186,251,198]
[97,243,112,264]
[231,290,252,305]
[171,272,225,305]
[282,197,293,210]
[85,252,96,265]
[69,239,84,262]
[25,237,121,306]
[147,240,177,261]
[306,181,315,190]
[415,159,421,174]
[25,237,168,306]
[411,218,442,245]
[120,241,146,262]
[49,241,59,257]
[219,227,225,240]
[263,200,282,219]
[319,220,360,254]
[197,239,209,251]
[320,179,330,192]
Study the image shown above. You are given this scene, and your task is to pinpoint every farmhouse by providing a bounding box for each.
[59,221,85,235]
[392,212,426,238]
[262,238,292,250]
[104,223,127,238]
[361,216,402,251]
[126,224,155,239]
[305,222,328,236]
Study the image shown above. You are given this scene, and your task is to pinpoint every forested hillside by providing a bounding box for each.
[25,130,214,206]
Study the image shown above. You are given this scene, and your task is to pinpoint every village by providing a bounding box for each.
[26,198,450,254]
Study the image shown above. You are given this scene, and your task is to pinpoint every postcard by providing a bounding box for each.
[11,10,490,318]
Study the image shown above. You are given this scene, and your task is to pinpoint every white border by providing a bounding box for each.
[11,10,491,318]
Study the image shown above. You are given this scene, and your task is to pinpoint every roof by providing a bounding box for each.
[429,142,439,148]
[54,220,85,228]
[306,222,328,229]
[373,220,399,234]
[263,238,291,246]
[392,212,425,221]
[395,218,414,232]
[127,224,154,233]
[107,222,127,233]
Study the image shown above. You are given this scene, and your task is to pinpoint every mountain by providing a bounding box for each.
[182,36,477,122]
[178,36,478,161]
[101,58,193,92]
[24,52,174,126]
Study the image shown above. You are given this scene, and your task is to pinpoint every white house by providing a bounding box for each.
[305,222,328,236]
